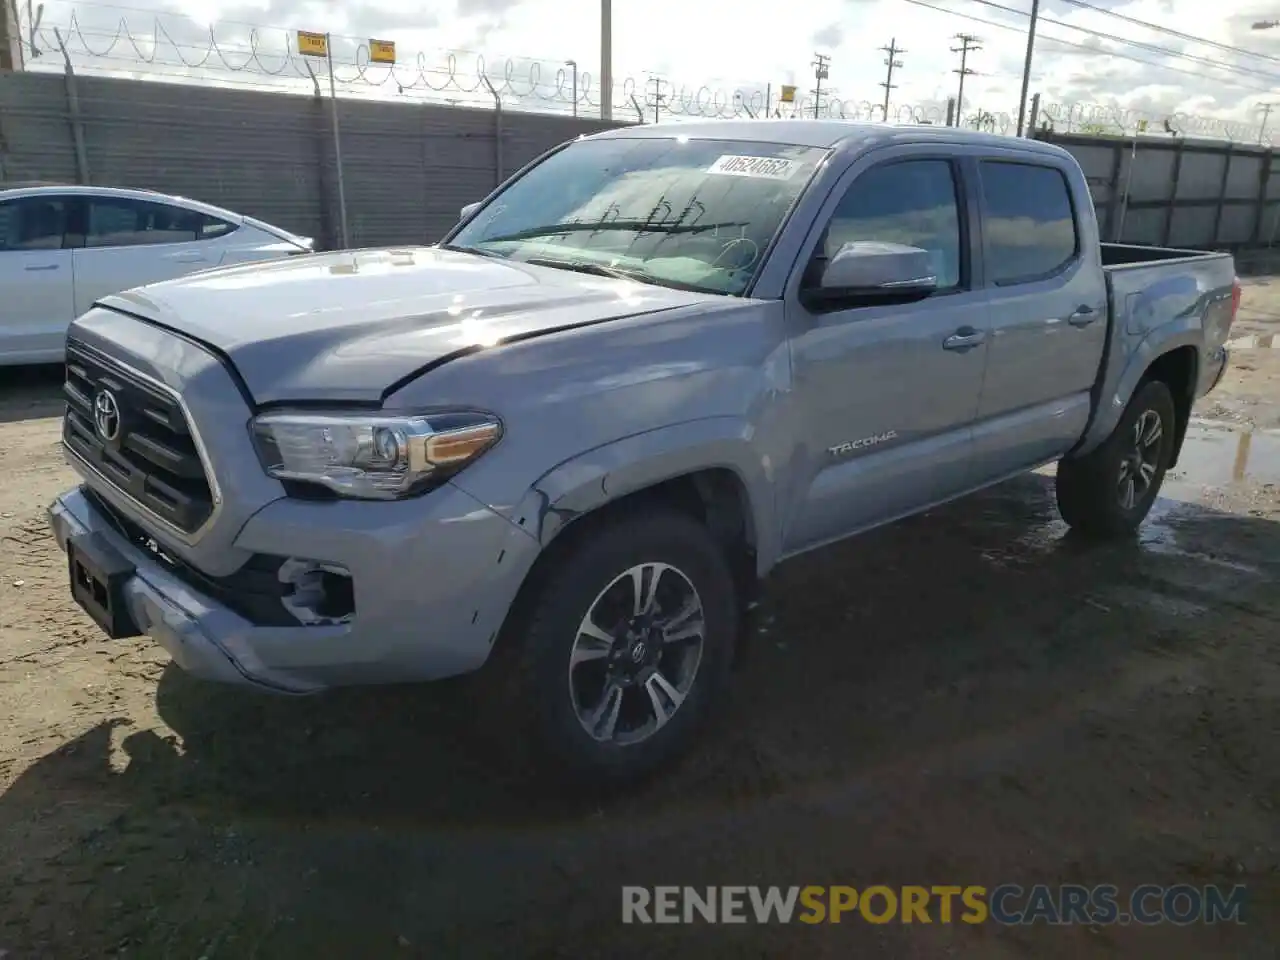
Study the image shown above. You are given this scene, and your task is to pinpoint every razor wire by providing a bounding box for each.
[13,1,1276,144]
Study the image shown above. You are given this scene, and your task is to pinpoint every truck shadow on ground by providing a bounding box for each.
[3,472,1277,956]
[0,364,63,425]
[6,471,1277,832]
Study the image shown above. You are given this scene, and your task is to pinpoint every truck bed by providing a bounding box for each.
[1078,244,1237,458]
[1100,242,1225,269]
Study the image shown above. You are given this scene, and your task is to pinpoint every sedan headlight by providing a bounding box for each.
[250,409,502,500]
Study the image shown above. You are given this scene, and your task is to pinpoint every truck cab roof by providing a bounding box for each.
[586,118,1075,162]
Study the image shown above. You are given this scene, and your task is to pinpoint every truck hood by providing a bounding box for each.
[98,246,722,405]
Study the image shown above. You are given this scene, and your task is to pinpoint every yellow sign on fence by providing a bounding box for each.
[779,85,797,103]
[297,30,328,58]
[369,39,396,64]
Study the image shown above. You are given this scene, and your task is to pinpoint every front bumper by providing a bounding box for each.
[48,482,541,693]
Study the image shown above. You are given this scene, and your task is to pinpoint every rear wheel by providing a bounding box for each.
[1056,379,1177,538]
[507,507,738,783]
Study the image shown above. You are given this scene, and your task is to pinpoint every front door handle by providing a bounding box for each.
[1068,304,1098,327]
[943,326,986,351]
[24,263,60,272]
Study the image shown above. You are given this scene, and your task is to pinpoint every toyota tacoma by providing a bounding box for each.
[48,121,1237,780]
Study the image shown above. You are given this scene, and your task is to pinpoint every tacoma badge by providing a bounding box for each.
[829,430,898,457]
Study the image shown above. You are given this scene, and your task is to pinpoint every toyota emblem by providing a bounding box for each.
[93,389,121,442]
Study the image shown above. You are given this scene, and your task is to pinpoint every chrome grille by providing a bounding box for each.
[63,339,215,536]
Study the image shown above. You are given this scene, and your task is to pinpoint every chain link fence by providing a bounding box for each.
[12,0,1275,143]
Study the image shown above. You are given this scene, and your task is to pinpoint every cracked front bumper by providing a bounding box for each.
[48,482,541,693]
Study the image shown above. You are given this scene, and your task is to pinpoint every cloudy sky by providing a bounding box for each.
[15,0,1280,136]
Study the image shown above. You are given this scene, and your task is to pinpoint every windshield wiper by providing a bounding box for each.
[522,256,646,282]
[438,242,507,259]
[521,256,723,295]
[477,220,747,245]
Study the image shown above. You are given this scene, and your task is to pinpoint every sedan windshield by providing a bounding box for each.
[446,137,828,296]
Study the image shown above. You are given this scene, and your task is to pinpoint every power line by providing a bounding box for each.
[963,0,1280,86]
[1259,102,1279,142]
[899,0,1280,95]
[1054,0,1280,67]
[951,33,980,121]
[648,75,666,123]
[880,38,904,120]
[811,52,830,119]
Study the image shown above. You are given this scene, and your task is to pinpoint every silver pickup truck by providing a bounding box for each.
[48,121,1237,781]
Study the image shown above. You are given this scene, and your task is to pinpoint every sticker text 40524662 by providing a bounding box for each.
[706,155,798,180]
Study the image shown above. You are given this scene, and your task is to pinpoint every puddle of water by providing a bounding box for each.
[1138,423,1273,574]
[1164,420,1280,491]
[974,419,1274,577]
[1225,333,1276,350]
[1135,501,1261,573]
[1100,585,1208,618]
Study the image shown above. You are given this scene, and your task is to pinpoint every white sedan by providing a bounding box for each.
[0,184,314,366]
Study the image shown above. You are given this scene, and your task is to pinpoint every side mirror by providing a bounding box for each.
[813,240,937,304]
[459,202,482,222]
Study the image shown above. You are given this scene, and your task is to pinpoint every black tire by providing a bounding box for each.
[504,507,739,784]
[1056,379,1177,538]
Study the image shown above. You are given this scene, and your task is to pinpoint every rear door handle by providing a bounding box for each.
[165,251,206,263]
[943,326,986,351]
[1068,304,1098,327]
[24,264,60,272]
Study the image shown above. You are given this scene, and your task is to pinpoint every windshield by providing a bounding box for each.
[446,137,827,296]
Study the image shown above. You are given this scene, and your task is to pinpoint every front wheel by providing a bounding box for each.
[1056,379,1177,538]
[508,507,739,783]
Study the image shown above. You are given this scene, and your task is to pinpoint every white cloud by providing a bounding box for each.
[16,0,1280,139]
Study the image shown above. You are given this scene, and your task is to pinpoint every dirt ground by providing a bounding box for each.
[0,284,1277,959]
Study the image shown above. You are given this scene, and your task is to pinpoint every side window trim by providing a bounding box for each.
[957,156,986,291]
[63,196,87,249]
[979,159,1081,287]
[803,155,970,297]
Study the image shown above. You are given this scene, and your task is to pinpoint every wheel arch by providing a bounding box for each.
[493,419,776,666]
[1138,344,1199,468]
[1074,327,1201,462]
[510,418,777,568]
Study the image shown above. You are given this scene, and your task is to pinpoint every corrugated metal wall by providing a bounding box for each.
[1035,130,1280,251]
[5,71,1278,257]
[0,71,623,249]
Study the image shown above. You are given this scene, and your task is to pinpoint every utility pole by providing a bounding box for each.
[0,0,20,71]
[951,34,980,126]
[325,34,349,248]
[1260,102,1278,144]
[879,39,904,122]
[1014,0,1040,136]
[648,75,666,124]
[600,0,612,120]
[811,52,830,119]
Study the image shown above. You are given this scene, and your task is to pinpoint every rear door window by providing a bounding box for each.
[978,161,1078,284]
[85,198,206,247]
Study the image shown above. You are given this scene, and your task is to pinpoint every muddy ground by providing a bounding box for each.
[0,283,1277,959]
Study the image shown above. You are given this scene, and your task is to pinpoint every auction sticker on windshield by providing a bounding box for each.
[706,155,798,180]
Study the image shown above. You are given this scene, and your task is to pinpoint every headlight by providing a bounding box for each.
[250,409,502,500]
